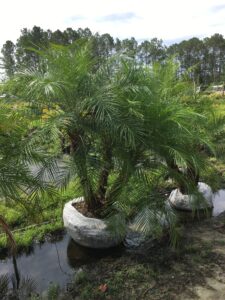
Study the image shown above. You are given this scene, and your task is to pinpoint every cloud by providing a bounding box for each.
[98,12,139,23]
[211,4,225,13]
[211,22,225,27]
[67,15,86,22]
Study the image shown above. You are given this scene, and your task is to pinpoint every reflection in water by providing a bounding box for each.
[12,255,20,289]
[67,238,124,268]
[0,233,123,292]
[0,234,72,292]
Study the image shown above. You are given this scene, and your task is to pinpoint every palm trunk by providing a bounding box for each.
[166,159,199,194]
[68,131,98,211]
[186,166,199,186]
[106,162,132,206]
[96,141,113,204]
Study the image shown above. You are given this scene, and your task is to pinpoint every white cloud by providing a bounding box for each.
[0,0,225,48]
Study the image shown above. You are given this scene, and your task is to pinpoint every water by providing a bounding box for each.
[0,234,71,292]
[213,189,225,216]
[0,233,123,292]
[1,190,225,293]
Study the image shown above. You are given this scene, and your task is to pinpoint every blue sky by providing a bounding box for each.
[0,0,225,47]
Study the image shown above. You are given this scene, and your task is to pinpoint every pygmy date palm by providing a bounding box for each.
[4,41,218,225]
[7,42,148,212]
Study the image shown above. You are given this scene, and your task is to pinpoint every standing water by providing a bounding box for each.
[0,233,123,292]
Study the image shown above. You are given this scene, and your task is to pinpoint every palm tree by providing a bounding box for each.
[3,41,217,223]
[4,42,147,213]
[104,59,220,238]
[1,42,220,251]
[138,60,216,193]
[105,59,215,195]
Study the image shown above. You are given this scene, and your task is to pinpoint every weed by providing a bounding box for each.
[74,269,89,284]
[215,239,225,246]
[47,283,60,300]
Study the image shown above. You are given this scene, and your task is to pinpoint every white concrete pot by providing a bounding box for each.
[63,197,125,248]
[168,182,213,211]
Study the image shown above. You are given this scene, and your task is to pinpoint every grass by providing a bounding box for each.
[55,254,162,300]
[0,220,63,250]
[0,179,81,253]
[0,203,24,227]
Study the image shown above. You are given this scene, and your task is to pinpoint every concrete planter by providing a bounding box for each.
[168,182,213,211]
[63,197,125,249]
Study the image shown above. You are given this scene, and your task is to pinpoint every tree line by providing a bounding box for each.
[1,26,225,85]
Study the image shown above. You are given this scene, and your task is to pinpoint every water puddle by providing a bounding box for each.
[213,189,225,216]
[0,233,123,292]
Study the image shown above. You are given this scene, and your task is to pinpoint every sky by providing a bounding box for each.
[0,0,225,48]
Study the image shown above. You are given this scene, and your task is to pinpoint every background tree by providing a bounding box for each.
[2,25,225,85]
[138,38,166,65]
[168,38,204,83]
[204,34,225,83]
[92,33,114,60]
[64,27,80,44]
[121,37,138,58]
[15,26,49,70]
[1,41,16,77]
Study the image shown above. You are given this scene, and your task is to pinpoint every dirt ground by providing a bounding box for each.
[178,214,225,300]
[70,212,225,300]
